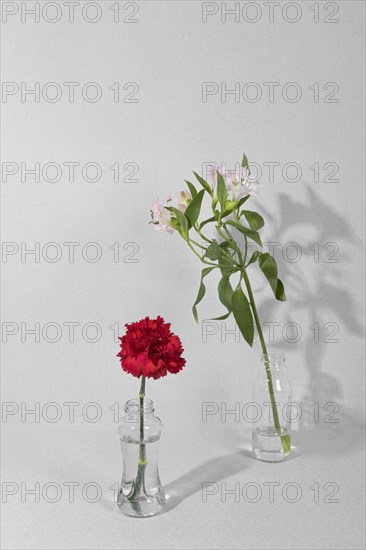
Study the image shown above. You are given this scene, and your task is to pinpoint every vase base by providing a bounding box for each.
[252,451,289,463]
[118,490,165,518]
[252,426,291,462]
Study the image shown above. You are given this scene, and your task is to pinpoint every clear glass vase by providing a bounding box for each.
[118,398,165,517]
[252,352,292,462]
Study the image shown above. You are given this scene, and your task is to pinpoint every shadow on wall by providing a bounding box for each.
[259,186,364,457]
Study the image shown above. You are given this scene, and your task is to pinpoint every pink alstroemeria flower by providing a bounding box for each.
[213,165,260,202]
[151,199,175,234]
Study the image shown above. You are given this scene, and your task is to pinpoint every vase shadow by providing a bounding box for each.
[161,450,249,513]
[292,409,365,457]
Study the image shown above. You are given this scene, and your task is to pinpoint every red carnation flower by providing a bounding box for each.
[117,316,186,379]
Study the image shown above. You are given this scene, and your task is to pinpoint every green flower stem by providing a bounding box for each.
[243,235,249,264]
[215,223,230,245]
[220,222,244,265]
[127,376,147,514]
[233,210,247,264]
[241,269,291,454]
[139,376,146,465]
[230,208,289,451]
[194,225,212,244]
[188,238,207,250]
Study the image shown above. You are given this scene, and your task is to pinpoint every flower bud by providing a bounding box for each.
[176,190,192,212]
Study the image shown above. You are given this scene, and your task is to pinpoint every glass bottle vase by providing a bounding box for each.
[252,352,292,462]
[118,398,165,517]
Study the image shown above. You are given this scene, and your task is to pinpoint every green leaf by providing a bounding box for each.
[241,210,264,231]
[185,189,205,227]
[217,209,233,223]
[199,210,232,230]
[231,285,254,347]
[258,252,278,295]
[225,220,262,247]
[243,229,262,247]
[217,246,237,278]
[258,253,286,302]
[193,171,213,196]
[200,215,217,229]
[275,278,286,302]
[246,250,261,267]
[204,240,220,261]
[258,252,278,294]
[216,171,227,209]
[219,243,237,264]
[170,207,188,237]
[209,274,234,322]
[218,275,233,312]
[219,240,231,250]
[192,267,215,323]
[209,312,231,321]
[237,195,250,208]
[241,153,249,169]
[185,180,197,198]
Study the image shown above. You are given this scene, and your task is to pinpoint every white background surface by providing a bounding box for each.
[1,1,365,549]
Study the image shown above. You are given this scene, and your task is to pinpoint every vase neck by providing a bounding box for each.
[124,398,154,414]
[260,352,286,368]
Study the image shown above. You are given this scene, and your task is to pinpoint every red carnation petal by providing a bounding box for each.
[117,316,186,380]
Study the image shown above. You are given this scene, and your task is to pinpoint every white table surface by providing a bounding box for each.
[2,418,365,550]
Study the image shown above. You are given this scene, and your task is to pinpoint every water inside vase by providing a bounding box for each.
[252,426,291,462]
[118,435,165,517]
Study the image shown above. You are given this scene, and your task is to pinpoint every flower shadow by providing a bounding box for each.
[257,185,365,457]
[161,450,249,513]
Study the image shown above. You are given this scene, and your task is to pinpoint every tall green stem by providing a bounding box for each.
[127,376,147,513]
[139,376,146,465]
[218,216,289,451]
[241,269,291,453]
